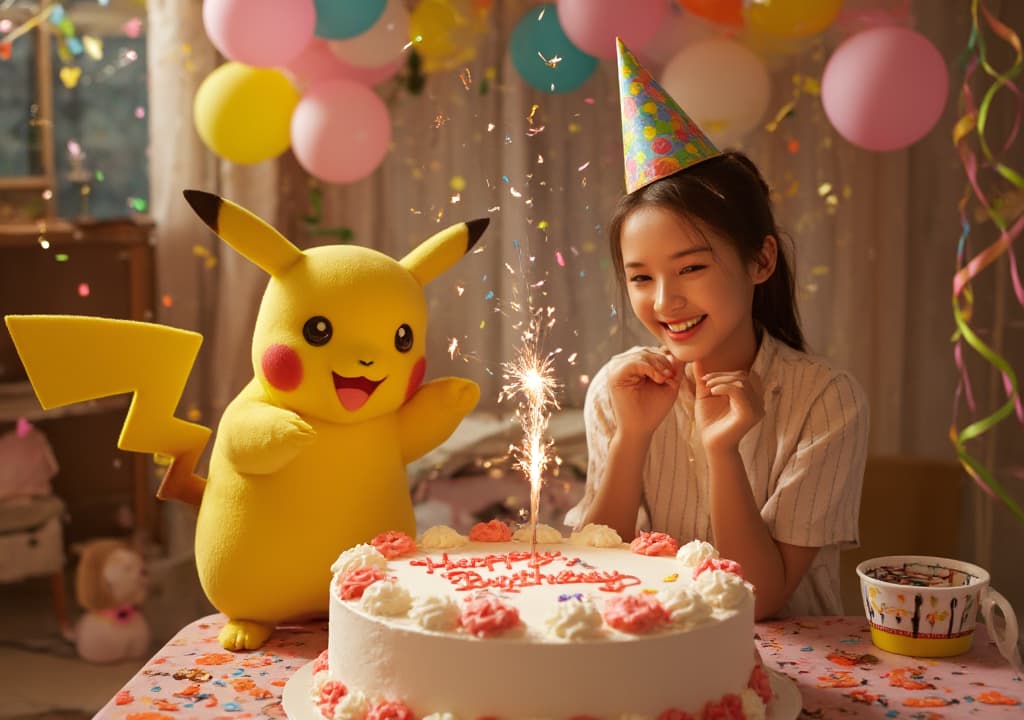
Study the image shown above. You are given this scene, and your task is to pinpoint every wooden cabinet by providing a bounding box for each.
[0,216,158,547]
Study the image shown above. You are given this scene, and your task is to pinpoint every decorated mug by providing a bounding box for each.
[856,555,1021,668]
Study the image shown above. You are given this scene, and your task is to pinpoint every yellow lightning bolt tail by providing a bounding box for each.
[4,315,211,506]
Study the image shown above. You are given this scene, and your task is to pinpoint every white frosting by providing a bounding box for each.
[360,580,412,617]
[740,688,767,720]
[675,539,719,568]
[309,669,328,698]
[409,594,461,632]
[420,525,469,549]
[325,689,369,720]
[658,585,713,628]
[568,522,623,547]
[544,596,605,641]
[330,543,387,575]
[512,523,563,544]
[693,569,749,609]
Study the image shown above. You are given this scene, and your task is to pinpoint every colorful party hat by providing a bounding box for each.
[617,38,720,194]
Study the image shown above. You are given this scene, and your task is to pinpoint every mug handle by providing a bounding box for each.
[981,586,1022,672]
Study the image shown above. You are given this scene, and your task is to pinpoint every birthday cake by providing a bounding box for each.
[303,522,774,719]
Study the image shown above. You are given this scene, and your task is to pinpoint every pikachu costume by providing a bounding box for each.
[6,191,487,650]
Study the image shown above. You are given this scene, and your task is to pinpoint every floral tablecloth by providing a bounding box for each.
[97,614,1021,719]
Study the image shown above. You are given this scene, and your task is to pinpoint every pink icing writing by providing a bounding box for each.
[312,649,329,674]
[630,531,680,557]
[336,566,385,600]
[701,693,744,720]
[469,519,512,542]
[657,710,695,720]
[460,594,521,637]
[748,663,773,704]
[602,594,670,633]
[693,557,744,580]
[316,679,348,716]
[371,530,417,559]
[366,700,415,720]
[409,551,641,593]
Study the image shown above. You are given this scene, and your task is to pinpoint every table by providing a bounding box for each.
[97,615,1022,719]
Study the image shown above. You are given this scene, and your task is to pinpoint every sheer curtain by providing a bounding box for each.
[147,0,1023,606]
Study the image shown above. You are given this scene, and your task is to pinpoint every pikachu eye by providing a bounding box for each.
[394,323,413,353]
[302,316,332,346]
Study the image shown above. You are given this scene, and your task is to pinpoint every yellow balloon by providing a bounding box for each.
[409,0,487,73]
[746,0,843,39]
[193,63,299,165]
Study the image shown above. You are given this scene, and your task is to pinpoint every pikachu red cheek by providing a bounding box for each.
[404,356,426,402]
[261,344,303,391]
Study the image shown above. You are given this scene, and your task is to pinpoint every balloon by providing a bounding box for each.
[202,0,315,68]
[637,4,714,71]
[314,0,386,40]
[509,3,598,94]
[660,38,771,148]
[328,0,408,68]
[409,0,490,73]
[284,38,403,91]
[821,27,948,152]
[746,0,842,39]
[193,63,300,164]
[556,0,666,59]
[290,79,392,184]
[679,0,742,27]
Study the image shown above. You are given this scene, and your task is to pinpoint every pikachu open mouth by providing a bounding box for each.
[332,373,384,412]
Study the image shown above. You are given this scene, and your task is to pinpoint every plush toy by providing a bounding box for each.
[68,539,150,664]
[6,191,487,650]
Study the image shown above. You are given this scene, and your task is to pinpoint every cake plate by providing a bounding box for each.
[283,659,802,719]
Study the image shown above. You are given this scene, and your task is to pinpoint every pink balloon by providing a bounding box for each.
[290,79,392,184]
[822,26,949,152]
[284,39,403,92]
[203,0,316,68]
[556,0,666,59]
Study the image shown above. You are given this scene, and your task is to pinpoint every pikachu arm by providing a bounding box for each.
[398,377,480,464]
[217,379,315,475]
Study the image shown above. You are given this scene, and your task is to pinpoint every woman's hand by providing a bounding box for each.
[606,347,683,439]
[693,360,764,455]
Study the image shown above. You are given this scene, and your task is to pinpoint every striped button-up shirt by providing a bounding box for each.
[566,333,870,616]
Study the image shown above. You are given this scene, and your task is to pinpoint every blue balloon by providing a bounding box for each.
[314,0,387,40]
[510,3,598,94]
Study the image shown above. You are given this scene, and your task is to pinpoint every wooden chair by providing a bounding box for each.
[839,455,964,616]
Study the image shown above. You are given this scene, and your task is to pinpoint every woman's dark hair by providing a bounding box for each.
[608,151,806,352]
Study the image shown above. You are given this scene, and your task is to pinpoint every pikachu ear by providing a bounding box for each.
[184,190,304,278]
[400,218,489,287]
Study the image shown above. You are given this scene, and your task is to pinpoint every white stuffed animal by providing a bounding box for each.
[69,539,150,663]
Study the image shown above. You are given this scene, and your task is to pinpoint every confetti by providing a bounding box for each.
[577,161,590,172]
[450,175,466,192]
[538,52,562,68]
[555,251,565,267]
[459,68,472,90]
[77,283,90,298]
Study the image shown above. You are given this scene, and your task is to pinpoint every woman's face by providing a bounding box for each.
[619,205,770,372]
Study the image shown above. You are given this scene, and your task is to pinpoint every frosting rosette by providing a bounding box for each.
[459,594,521,637]
[330,543,387,575]
[419,525,469,549]
[630,531,679,557]
[361,579,412,617]
[693,569,748,610]
[325,689,369,720]
[748,664,773,704]
[692,557,743,580]
[602,593,670,634]
[371,530,416,559]
[702,693,744,720]
[336,566,385,601]
[469,519,512,542]
[409,594,460,632]
[657,586,712,628]
[314,679,348,717]
[366,699,415,720]
[675,539,719,568]
[568,523,623,548]
[545,596,605,641]
[512,522,563,544]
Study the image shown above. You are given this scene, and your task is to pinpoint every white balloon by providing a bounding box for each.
[660,38,771,149]
[328,0,409,69]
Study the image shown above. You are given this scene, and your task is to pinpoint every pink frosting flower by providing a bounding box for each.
[316,679,348,714]
[748,663,773,704]
[371,530,417,559]
[337,566,385,600]
[603,594,670,634]
[366,700,415,720]
[701,693,744,720]
[630,531,679,557]
[312,649,329,674]
[657,710,695,720]
[469,519,512,542]
[460,594,521,637]
[693,557,744,580]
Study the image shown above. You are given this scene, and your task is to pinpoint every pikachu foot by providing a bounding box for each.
[218,619,273,651]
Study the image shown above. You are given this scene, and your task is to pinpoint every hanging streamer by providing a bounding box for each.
[951,0,1024,524]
